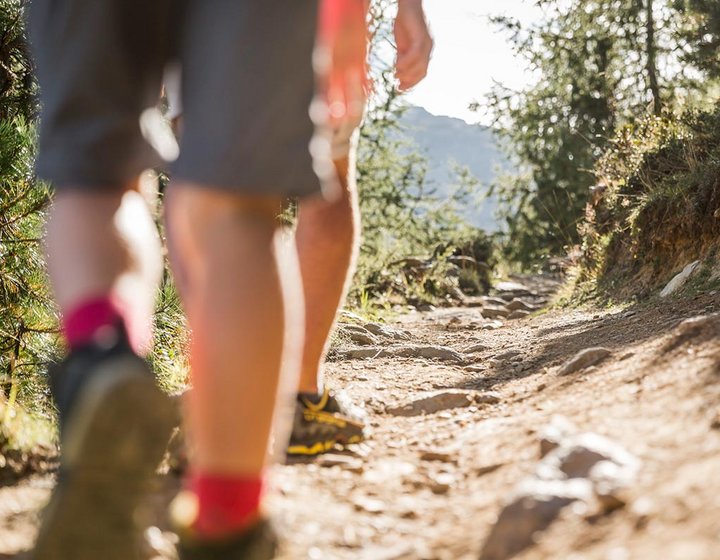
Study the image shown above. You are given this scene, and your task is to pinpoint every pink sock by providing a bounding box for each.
[62,296,148,354]
[190,473,264,538]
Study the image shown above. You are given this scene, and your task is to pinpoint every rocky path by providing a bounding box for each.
[2,277,720,559]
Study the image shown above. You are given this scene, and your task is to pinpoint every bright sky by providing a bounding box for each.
[405,0,543,125]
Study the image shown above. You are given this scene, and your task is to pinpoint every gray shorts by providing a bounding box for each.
[27,0,327,198]
[164,66,362,161]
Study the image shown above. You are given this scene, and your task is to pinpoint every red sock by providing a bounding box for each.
[62,296,150,354]
[190,473,264,538]
[62,296,126,349]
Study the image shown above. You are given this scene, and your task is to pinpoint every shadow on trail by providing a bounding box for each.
[454,291,720,393]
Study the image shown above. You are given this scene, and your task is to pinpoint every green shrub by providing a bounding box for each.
[578,107,720,295]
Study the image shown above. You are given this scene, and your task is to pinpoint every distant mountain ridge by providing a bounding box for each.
[396,106,505,231]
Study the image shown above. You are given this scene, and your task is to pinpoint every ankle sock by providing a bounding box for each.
[190,473,264,539]
[62,295,149,354]
[62,296,126,349]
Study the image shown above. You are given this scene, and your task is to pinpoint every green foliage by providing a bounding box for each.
[0,0,36,121]
[149,271,189,396]
[0,2,58,439]
[346,0,496,309]
[674,0,720,79]
[0,116,57,426]
[352,104,495,308]
[484,0,705,267]
[578,106,720,295]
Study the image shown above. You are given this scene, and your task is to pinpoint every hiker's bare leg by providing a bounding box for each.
[45,183,162,353]
[165,184,303,474]
[295,156,360,394]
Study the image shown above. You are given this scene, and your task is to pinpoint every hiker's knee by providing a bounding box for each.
[165,183,284,257]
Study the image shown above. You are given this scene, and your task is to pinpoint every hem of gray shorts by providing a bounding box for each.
[170,157,324,199]
[35,150,164,191]
[167,170,323,200]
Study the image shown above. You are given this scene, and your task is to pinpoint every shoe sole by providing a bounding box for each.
[30,355,176,560]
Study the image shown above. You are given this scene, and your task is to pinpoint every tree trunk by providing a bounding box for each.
[644,0,662,115]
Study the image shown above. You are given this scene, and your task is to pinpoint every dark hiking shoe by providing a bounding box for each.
[287,388,366,456]
[30,329,176,560]
[176,519,278,560]
[172,492,278,560]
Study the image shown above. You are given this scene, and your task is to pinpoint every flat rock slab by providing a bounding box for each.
[338,324,379,346]
[479,478,594,560]
[671,313,720,343]
[464,343,491,354]
[482,305,511,319]
[557,347,611,376]
[317,454,364,473]
[386,390,501,417]
[507,299,537,312]
[495,281,533,293]
[538,432,640,480]
[391,345,464,362]
[539,416,578,457]
[480,421,643,560]
[508,310,531,320]
[364,322,412,341]
[493,350,522,361]
[337,345,464,363]
[481,296,510,307]
[418,449,458,463]
[660,260,700,297]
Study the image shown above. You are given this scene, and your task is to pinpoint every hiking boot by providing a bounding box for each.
[287,388,366,455]
[172,492,278,560]
[30,328,176,560]
[176,519,278,560]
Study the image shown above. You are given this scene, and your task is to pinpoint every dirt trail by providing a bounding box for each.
[2,277,720,559]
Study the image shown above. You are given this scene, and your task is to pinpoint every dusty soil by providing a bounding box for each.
[2,276,720,559]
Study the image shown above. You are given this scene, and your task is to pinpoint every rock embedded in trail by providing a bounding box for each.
[495,280,533,294]
[337,347,387,360]
[493,349,522,362]
[480,421,642,559]
[426,472,456,495]
[353,496,386,514]
[539,416,578,457]
[338,324,379,346]
[507,299,537,312]
[538,432,641,481]
[386,390,472,416]
[479,478,594,560]
[476,463,504,477]
[391,345,464,362]
[481,305,511,320]
[317,454,364,473]
[418,448,458,464]
[556,347,611,376]
[508,310,531,320]
[363,322,412,341]
[482,296,510,307]
[464,343,491,354]
[671,313,720,342]
[336,344,464,363]
[386,389,500,417]
[540,432,641,516]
